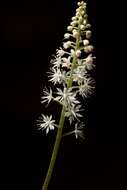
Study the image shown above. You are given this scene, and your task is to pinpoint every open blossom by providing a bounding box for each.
[56,48,65,57]
[63,122,85,139]
[73,66,87,84]
[55,87,80,107]
[51,56,62,68]
[41,87,53,105]
[62,56,71,68]
[74,122,85,139]
[48,67,66,84]
[37,114,55,134]
[78,78,95,97]
[83,54,95,70]
[65,104,83,124]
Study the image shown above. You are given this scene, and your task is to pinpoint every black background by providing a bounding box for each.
[0,0,126,190]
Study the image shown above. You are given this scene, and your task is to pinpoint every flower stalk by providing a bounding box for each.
[37,1,96,190]
[42,106,65,190]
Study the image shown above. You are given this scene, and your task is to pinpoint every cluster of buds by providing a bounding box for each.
[37,1,95,139]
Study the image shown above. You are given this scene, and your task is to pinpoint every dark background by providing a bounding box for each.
[0,0,126,190]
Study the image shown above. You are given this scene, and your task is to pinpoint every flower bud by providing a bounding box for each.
[76,8,80,12]
[78,6,82,11]
[81,11,85,16]
[76,50,81,57]
[63,41,71,49]
[73,29,77,33]
[84,45,94,53]
[70,49,75,56]
[80,25,85,30]
[83,39,89,46]
[73,30,79,38]
[86,30,92,39]
[79,16,83,23]
[57,48,65,57]
[71,21,77,26]
[64,33,70,39]
[67,41,71,46]
[72,16,76,21]
[83,20,87,25]
[81,1,85,5]
[86,24,91,28]
[67,26,73,31]
[77,2,81,6]
[76,12,80,17]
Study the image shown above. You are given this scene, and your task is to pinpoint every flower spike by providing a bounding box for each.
[37,2,96,190]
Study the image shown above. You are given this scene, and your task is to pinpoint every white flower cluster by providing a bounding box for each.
[37,1,95,139]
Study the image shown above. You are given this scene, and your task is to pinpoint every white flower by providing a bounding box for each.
[85,54,93,63]
[83,54,95,70]
[51,56,62,68]
[78,78,95,97]
[37,114,55,134]
[55,88,79,106]
[65,104,83,124]
[48,68,66,84]
[41,87,53,105]
[56,48,65,57]
[62,56,71,68]
[74,122,85,139]
[73,67,87,84]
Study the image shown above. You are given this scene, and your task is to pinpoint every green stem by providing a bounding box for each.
[62,130,75,137]
[42,106,65,190]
